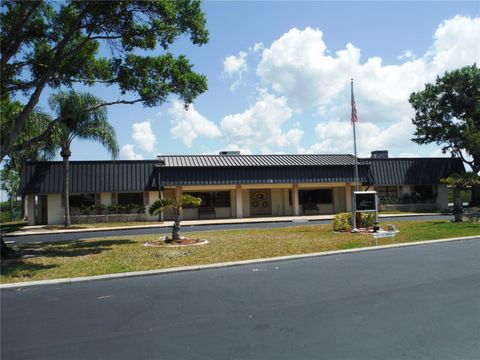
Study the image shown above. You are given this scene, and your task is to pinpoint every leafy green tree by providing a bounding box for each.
[148,194,202,241]
[50,91,119,227]
[0,169,19,219]
[0,0,209,161]
[441,172,480,222]
[409,64,480,205]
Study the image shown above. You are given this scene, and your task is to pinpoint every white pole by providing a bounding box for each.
[352,79,359,192]
[351,79,359,231]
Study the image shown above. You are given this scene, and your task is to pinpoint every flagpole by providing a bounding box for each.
[351,79,359,192]
[351,78,359,231]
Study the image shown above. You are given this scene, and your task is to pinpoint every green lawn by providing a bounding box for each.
[1,220,479,284]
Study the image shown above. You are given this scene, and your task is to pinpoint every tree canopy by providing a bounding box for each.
[0,0,209,161]
[409,64,480,174]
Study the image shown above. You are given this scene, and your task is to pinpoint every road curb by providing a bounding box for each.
[2,213,447,237]
[1,234,478,290]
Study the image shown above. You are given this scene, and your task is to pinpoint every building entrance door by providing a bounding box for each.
[250,189,272,216]
[36,195,48,225]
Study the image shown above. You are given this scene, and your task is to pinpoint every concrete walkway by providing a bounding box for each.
[4,213,445,237]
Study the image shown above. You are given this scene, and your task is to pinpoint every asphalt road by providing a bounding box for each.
[2,238,479,360]
[7,214,452,244]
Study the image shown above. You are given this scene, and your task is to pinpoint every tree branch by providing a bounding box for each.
[10,98,144,154]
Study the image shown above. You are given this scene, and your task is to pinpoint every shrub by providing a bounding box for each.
[361,212,376,228]
[332,212,377,231]
[332,212,352,232]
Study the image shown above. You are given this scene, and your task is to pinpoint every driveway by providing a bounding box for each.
[2,238,479,360]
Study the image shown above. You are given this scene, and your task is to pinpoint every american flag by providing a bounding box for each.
[351,88,358,124]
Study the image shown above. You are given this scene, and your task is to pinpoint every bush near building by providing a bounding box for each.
[332,212,376,232]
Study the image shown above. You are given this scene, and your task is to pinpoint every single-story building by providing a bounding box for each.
[19,151,465,225]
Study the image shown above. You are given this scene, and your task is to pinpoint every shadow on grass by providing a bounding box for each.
[16,239,136,258]
[1,261,57,278]
[0,221,28,234]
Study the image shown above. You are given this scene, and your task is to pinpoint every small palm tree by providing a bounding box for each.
[441,172,480,222]
[149,194,202,241]
[50,91,119,227]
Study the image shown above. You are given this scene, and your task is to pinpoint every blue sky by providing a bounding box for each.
[33,1,480,161]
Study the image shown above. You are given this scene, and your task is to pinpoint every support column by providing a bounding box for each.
[236,185,243,218]
[346,186,352,212]
[26,194,35,226]
[292,184,299,216]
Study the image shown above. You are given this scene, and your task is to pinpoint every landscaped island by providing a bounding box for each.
[1,220,479,284]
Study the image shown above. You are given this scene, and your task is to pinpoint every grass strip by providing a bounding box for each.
[1,220,479,284]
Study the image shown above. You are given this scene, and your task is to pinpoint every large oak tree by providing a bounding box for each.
[0,0,209,161]
[409,64,480,206]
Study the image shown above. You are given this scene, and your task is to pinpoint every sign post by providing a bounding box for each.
[352,191,378,232]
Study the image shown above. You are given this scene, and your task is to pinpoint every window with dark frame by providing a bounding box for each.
[376,186,399,198]
[184,191,231,208]
[69,193,96,208]
[117,192,144,206]
[299,189,333,204]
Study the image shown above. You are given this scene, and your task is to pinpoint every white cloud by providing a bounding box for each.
[397,50,415,60]
[223,51,249,91]
[120,144,143,160]
[307,117,416,157]
[223,51,248,76]
[250,42,264,53]
[257,16,480,126]
[169,101,221,147]
[221,91,303,154]
[132,120,156,153]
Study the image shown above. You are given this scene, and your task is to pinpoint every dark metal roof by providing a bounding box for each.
[362,157,465,185]
[158,166,369,186]
[20,161,158,194]
[157,154,358,167]
[18,156,465,194]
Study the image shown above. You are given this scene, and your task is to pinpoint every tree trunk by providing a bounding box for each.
[172,206,183,241]
[62,148,71,227]
[1,237,12,259]
[469,183,480,207]
[453,187,463,222]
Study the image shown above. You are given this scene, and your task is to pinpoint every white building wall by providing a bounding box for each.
[146,191,160,221]
[283,189,292,216]
[230,189,237,218]
[334,187,346,212]
[47,193,64,225]
[100,192,111,206]
[271,189,284,216]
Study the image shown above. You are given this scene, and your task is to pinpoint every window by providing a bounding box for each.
[69,193,96,208]
[376,186,398,199]
[412,185,436,202]
[299,189,333,204]
[117,192,144,206]
[185,191,231,208]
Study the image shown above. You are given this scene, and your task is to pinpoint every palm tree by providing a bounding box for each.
[49,91,119,227]
[149,194,202,241]
[441,172,480,222]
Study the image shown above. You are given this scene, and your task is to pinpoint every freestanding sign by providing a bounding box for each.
[352,191,378,231]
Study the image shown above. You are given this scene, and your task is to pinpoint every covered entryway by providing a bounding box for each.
[249,189,272,216]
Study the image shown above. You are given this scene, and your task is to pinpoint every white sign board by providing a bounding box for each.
[373,231,397,238]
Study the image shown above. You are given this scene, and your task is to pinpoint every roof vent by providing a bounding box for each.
[371,150,388,158]
[219,151,241,156]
